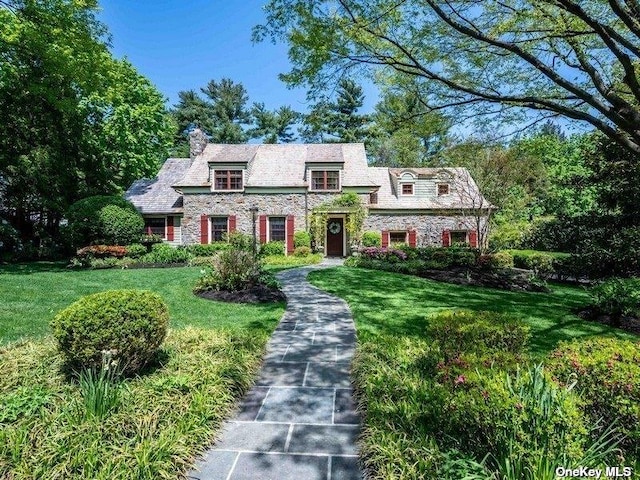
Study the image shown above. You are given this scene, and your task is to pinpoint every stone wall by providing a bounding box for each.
[181,192,360,244]
[364,212,487,247]
[181,192,486,247]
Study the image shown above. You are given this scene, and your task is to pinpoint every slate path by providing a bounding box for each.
[187,261,363,480]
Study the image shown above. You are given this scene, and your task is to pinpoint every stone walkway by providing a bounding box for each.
[187,262,363,480]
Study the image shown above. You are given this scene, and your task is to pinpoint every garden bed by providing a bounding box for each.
[196,284,286,304]
[417,266,549,292]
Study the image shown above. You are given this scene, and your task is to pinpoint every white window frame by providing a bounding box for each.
[144,216,167,239]
[400,182,415,196]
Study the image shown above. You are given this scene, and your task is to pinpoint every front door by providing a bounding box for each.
[326,218,344,256]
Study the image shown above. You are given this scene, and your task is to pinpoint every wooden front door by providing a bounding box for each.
[326,218,344,256]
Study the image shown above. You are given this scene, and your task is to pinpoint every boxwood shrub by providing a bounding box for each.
[140,243,192,264]
[50,290,169,375]
[260,241,285,256]
[547,337,640,459]
[293,231,311,248]
[361,231,382,247]
[184,243,231,257]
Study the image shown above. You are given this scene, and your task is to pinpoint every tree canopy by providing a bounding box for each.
[0,0,173,241]
[255,0,640,154]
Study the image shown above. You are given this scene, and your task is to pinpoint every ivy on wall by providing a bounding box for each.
[309,193,367,248]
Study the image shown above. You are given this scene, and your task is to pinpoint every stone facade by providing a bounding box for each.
[364,212,487,247]
[181,191,368,245]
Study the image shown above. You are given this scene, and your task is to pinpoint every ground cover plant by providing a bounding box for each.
[308,267,638,479]
[0,327,269,479]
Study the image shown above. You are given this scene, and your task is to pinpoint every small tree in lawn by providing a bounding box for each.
[451,168,495,253]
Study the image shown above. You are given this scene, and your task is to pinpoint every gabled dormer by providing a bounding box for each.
[305,154,344,192]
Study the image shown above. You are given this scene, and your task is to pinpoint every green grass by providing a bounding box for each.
[0,263,284,344]
[308,267,639,479]
[308,267,635,356]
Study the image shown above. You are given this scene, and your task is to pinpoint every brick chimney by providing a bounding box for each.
[189,128,208,161]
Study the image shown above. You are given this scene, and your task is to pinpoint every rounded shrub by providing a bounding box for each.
[66,195,141,248]
[98,205,144,245]
[361,231,382,247]
[293,231,311,248]
[50,290,169,375]
[589,277,640,326]
[260,241,285,256]
[547,337,640,458]
[125,243,147,259]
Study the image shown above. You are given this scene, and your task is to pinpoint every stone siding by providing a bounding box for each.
[182,192,363,245]
[364,212,487,247]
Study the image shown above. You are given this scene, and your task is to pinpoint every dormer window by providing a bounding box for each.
[214,170,243,191]
[401,183,414,195]
[311,170,340,191]
[437,183,450,196]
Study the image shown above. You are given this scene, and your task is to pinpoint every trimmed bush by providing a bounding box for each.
[506,249,565,280]
[547,338,640,458]
[361,231,382,247]
[50,290,169,375]
[66,196,141,248]
[426,310,530,359]
[98,205,144,246]
[477,251,514,270]
[141,243,192,264]
[293,246,311,257]
[184,243,231,257]
[294,231,311,248]
[194,249,262,292]
[590,277,640,326]
[76,245,128,259]
[260,241,285,256]
[125,243,147,259]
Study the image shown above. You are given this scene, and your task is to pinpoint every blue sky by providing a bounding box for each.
[98,0,377,113]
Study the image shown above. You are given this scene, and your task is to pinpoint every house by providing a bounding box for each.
[125,129,491,256]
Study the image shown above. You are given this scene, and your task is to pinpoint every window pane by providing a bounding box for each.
[144,218,165,237]
[438,183,449,195]
[451,231,468,245]
[311,171,324,190]
[214,170,243,190]
[326,171,339,190]
[370,192,378,204]
[389,231,407,244]
[211,217,228,242]
[269,217,286,241]
[402,184,413,195]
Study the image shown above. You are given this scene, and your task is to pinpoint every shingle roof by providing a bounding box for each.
[173,143,378,188]
[369,166,492,210]
[125,158,190,214]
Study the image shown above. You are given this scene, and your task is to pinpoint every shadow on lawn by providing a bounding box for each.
[0,261,68,275]
[309,267,633,356]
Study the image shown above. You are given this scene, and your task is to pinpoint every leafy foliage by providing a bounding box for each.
[590,278,640,326]
[140,243,192,264]
[183,243,231,257]
[293,231,311,248]
[66,195,141,248]
[50,290,169,375]
[194,249,263,292]
[361,231,381,247]
[548,338,640,459]
[260,241,285,256]
[125,243,147,259]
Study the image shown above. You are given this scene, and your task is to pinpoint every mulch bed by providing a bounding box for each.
[575,307,640,335]
[417,267,550,292]
[196,284,286,304]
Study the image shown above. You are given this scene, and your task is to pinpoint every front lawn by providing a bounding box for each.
[308,267,639,479]
[0,263,284,344]
[0,262,285,479]
[308,266,634,356]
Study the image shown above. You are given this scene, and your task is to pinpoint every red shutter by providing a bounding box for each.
[408,230,417,247]
[442,229,451,247]
[469,230,478,248]
[166,216,174,241]
[228,215,237,233]
[259,215,267,244]
[381,230,389,248]
[200,215,209,244]
[286,215,295,255]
